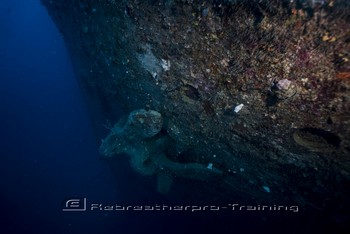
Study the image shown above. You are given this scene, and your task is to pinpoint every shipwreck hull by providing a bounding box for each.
[41,0,350,229]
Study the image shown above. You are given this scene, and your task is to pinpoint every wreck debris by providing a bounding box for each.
[234,103,244,113]
[293,128,341,152]
[137,44,164,81]
[161,59,171,71]
[100,109,223,194]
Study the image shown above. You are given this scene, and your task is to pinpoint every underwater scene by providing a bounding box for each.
[1,0,349,233]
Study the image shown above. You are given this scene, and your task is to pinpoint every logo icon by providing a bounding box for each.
[62,198,87,211]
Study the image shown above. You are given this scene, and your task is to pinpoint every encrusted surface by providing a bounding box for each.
[41,0,350,228]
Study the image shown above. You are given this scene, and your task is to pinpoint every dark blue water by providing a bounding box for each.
[0,0,122,233]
